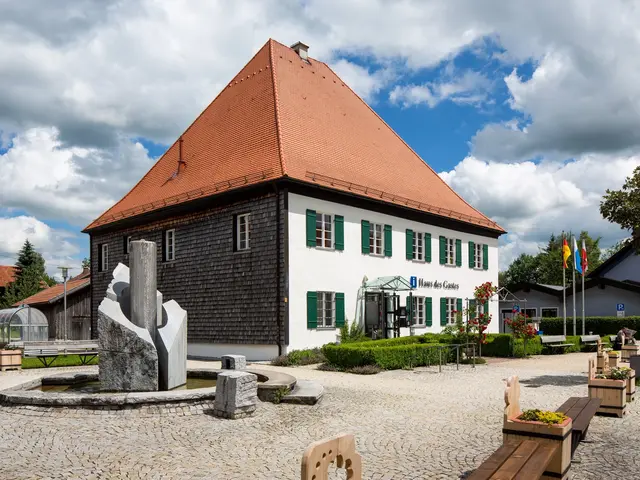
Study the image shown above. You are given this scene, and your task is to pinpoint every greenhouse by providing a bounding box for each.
[0,306,49,345]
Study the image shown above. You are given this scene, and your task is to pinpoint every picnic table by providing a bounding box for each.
[467,440,557,480]
[23,344,99,367]
[540,335,573,353]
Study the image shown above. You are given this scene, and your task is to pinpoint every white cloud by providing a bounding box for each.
[390,70,491,108]
[0,127,154,224]
[0,216,80,277]
[329,60,394,102]
[440,155,640,269]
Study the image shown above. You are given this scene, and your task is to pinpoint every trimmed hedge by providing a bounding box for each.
[322,342,454,369]
[539,317,640,336]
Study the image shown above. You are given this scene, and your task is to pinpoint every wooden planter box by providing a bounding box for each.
[608,351,621,369]
[588,377,627,417]
[0,349,23,371]
[597,352,606,374]
[626,371,636,402]
[503,417,572,479]
[621,344,640,362]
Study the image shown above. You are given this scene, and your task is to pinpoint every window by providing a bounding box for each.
[413,232,425,261]
[124,236,132,255]
[411,296,426,326]
[369,223,384,255]
[541,308,558,318]
[446,298,457,324]
[164,229,175,261]
[469,299,485,318]
[315,213,333,249]
[316,292,335,327]
[100,244,109,272]
[236,213,250,251]
[446,238,455,265]
[474,243,483,269]
[524,308,537,320]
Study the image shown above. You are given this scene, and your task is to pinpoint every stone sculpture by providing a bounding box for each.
[98,240,187,392]
[221,354,246,370]
[213,371,258,419]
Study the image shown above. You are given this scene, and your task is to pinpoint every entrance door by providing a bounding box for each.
[501,309,514,333]
[365,293,381,337]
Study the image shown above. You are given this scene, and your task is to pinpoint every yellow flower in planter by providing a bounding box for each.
[518,409,568,425]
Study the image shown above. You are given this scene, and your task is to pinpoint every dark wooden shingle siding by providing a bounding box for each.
[90,192,286,346]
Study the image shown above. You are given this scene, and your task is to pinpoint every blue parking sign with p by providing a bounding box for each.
[617,303,625,312]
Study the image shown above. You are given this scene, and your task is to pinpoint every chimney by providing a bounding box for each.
[290,41,309,61]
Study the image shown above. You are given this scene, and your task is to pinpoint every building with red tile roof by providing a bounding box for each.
[0,266,16,291]
[86,40,505,360]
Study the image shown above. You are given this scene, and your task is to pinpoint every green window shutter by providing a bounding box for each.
[361,220,370,254]
[456,298,463,314]
[425,233,432,263]
[440,298,447,326]
[469,241,475,268]
[426,297,432,326]
[384,224,392,257]
[455,239,462,267]
[483,244,489,270]
[405,229,414,260]
[335,292,345,327]
[439,236,446,264]
[306,210,316,248]
[306,291,318,329]
[334,215,344,251]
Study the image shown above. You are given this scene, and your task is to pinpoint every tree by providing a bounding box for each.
[602,239,629,262]
[601,166,640,248]
[0,240,50,307]
[502,231,603,289]
[82,257,90,269]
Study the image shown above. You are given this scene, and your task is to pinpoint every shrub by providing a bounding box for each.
[539,317,640,337]
[322,342,454,370]
[339,319,368,344]
[461,357,487,365]
[345,365,382,375]
[270,348,325,367]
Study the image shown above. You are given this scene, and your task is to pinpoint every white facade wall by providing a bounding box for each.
[188,343,279,362]
[287,193,500,351]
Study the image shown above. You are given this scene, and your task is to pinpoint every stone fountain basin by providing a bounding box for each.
[0,368,296,407]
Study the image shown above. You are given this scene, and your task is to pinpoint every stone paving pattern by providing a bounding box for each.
[1,354,639,479]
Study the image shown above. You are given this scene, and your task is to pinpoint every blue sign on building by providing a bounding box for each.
[617,303,625,312]
[410,276,417,289]
[513,305,520,313]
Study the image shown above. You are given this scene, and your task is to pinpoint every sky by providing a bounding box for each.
[1,0,640,278]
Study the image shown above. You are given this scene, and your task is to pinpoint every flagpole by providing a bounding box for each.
[582,239,586,335]
[562,231,567,337]
[582,267,585,334]
[572,235,577,336]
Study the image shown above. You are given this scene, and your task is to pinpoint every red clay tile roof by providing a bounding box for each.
[0,266,16,288]
[16,277,90,306]
[86,39,503,233]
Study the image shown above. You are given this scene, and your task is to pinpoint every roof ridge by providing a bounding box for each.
[269,39,287,176]
[84,40,275,232]
[320,61,498,228]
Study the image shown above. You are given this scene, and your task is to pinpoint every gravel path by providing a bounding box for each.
[0,353,638,479]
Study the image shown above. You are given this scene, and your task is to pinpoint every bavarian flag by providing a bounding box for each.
[562,237,571,269]
[573,237,583,274]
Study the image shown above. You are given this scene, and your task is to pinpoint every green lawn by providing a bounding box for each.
[22,354,99,369]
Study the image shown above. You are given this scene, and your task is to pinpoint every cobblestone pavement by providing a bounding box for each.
[1,353,638,479]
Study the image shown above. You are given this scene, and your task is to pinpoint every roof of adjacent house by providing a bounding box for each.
[16,277,90,306]
[0,266,16,288]
[84,39,504,234]
[587,242,634,279]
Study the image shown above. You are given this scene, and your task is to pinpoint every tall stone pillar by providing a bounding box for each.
[130,240,157,339]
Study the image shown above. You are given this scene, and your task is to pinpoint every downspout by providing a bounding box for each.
[274,184,283,356]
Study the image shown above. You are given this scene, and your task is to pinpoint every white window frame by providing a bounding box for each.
[446,298,457,325]
[540,307,558,318]
[446,238,456,265]
[100,244,109,272]
[236,213,250,251]
[413,232,425,261]
[315,212,333,249]
[524,308,537,320]
[126,236,132,255]
[165,229,175,262]
[474,243,483,269]
[412,296,426,326]
[316,291,335,328]
[369,222,384,256]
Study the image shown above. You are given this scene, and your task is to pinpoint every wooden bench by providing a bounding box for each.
[301,433,362,479]
[580,335,600,350]
[555,397,601,457]
[540,335,573,353]
[468,440,557,480]
[23,345,99,367]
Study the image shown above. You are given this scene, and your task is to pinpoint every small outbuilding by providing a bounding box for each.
[0,306,49,344]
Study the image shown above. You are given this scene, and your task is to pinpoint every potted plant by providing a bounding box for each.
[608,350,621,369]
[588,358,627,417]
[502,376,572,479]
[610,366,636,402]
[0,344,23,371]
